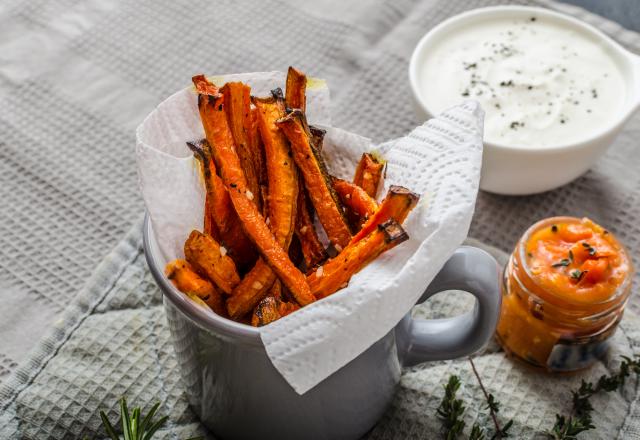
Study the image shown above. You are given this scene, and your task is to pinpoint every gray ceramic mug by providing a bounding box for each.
[143,215,501,440]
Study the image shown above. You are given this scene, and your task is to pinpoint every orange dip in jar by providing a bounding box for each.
[496,217,633,371]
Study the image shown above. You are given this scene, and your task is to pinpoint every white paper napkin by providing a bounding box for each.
[136,71,484,394]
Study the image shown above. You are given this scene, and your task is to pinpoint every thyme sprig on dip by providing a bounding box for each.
[549,238,599,284]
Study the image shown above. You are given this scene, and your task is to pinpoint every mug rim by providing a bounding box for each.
[143,213,263,345]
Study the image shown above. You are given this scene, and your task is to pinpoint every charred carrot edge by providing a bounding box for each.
[277,109,352,249]
[309,126,326,152]
[186,141,220,240]
[193,76,314,306]
[250,282,300,326]
[332,177,378,229]
[222,82,261,213]
[354,153,385,198]
[251,295,281,327]
[187,140,257,272]
[285,66,307,111]
[184,230,241,295]
[308,220,408,299]
[350,185,419,245]
[295,188,327,268]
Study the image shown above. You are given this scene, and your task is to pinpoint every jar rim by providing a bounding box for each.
[516,216,633,309]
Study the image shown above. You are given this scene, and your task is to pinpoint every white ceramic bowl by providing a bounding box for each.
[409,6,640,195]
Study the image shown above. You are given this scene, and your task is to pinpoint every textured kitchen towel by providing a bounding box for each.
[0,221,637,440]
[1,0,640,438]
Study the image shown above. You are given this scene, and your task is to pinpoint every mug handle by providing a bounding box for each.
[400,246,502,367]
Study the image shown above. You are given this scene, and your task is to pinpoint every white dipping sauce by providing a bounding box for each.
[419,15,626,148]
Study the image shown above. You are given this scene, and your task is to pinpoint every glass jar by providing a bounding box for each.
[496,217,633,372]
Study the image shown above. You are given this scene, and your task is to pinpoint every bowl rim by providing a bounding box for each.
[408,5,640,153]
[143,213,263,345]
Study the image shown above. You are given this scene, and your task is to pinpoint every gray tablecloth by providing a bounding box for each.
[1,0,639,438]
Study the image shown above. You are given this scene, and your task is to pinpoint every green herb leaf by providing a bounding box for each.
[437,375,466,439]
[99,410,120,440]
[581,242,597,256]
[97,396,198,440]
[548,356,640,439]
[470,424,486,440]
[552,259,571,268]
[121,397,132,440]
[570,269,585,281]
[486,394,500,413]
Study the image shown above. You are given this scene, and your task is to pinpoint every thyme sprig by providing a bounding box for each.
[439,356,640,440]
[548,356,640,439]
[469,357,513,440]
[437,375,467,439]
[437,359,513,439]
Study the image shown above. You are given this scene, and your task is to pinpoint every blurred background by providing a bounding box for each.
[567,0,639,31]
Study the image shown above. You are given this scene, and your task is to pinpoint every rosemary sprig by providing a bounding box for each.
[548,356,640,439]
[98,396,202,440]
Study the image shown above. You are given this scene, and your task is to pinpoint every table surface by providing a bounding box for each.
[1,0,640,438]
[564,0,640,31]
[1,0,640,421]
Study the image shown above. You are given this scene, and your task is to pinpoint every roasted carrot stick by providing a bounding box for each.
[183,230,241,295]
[187,140,257,272]
[284,67,328,269]
[227,262,277,319]
[332,177,378,230]
[307,220,408,299]
[165,259,227,316]
[222,82,261,213]
[354,153,385,198]
[285,66,307,110]
[295,188,327,268]
[277,109,352,249]
[228,89,304,318]
[193,76,314,307]
[249,107,268,187]
[350,185,419,244]
[253,90,299,248]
